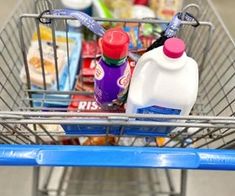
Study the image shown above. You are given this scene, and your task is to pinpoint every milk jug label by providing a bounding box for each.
[137,105,181,116]
[136,105,181,134]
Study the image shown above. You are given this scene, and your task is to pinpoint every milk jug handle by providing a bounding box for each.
[136,55,156,69]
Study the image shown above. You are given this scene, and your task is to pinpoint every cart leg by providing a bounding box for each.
[32,167,40,196]
[165,169,175,196]
[57,167,69,196]
[180,170,187,196]
[40,167,54,196]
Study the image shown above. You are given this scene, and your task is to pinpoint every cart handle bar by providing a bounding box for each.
[0,145,235,170]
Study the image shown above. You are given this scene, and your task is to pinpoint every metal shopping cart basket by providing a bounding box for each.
[0,0,235,195]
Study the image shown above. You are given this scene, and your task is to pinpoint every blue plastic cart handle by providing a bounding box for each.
[0,145,235,170]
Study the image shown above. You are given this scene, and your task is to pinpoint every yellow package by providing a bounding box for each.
[111,0,133,19]
[150,0,182,20]
[32,25,74,43]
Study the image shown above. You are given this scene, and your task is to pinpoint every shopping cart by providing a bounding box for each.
[0,0,235,195]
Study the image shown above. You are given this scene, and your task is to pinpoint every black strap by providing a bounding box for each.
[38,10,51,24]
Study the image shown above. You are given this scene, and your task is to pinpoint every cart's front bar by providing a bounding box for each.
[0,145,235,170]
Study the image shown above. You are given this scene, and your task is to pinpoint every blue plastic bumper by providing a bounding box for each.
[0,145,235,170]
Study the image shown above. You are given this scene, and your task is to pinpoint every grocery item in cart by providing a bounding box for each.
[31,25,75,47]
[134,0,148,5]
[82,40,101,58]
[94,28,131,110]
[126,38,198,124]
[80,58,97,84]
[92,0,113,18]
[20,42,66,87]
[123,24,143,50]
[149,0,182,20]
[61,0,93,32]
[20,25,77,88]
[22,28,82,107]
[132,5,155,19]
[104,0,133,19]
[62,78,124,135]
[82,136,116,146]
[61,0,93,15]
[70,77,125,113]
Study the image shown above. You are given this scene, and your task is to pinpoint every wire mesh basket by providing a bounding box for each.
[0,0,235,195]
[0,0,234,149]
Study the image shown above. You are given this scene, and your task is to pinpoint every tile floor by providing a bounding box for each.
[0,0,235,196]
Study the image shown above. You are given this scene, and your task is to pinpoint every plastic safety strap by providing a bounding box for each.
[39,9,106,36]
[146,12,199,52]
[164,12,199,38]
[39,9,141,62]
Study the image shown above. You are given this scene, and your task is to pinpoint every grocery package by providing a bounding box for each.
[80,58,96,84]
[92,0,113,18]
[104,0,133,19]
[82,40,101,58]
[20,25,82,107]
[94,28,131,110]
[149,0,183,20]
[49,9,162,57]
[134,0,148,5]
[21,25,75,88]
[31,25,76,46]
[80,40,102,84]
[132,5,155,19]
[61,0,93,15]
[61,0,92,32]
[126,38,198,127]
[123,24,143,50]
[21,41,66,88]
[69,78,125,113]
[82,136,116,146]
[62,77,124,135]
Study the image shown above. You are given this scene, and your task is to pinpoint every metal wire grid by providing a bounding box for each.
[0,0,234,149]
[55,168,174,196]
[0,112,235,149]
[37,167,178,196]
[182,0,235,118]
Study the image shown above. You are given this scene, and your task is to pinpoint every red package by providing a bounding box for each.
[80,58,97,84]
[70,79,125,113]
[140,35,156,49]
[134,0,148,5]
[69,94,125,113]
[82,40,101,58]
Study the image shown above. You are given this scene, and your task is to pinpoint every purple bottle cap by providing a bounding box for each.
[163,38,185,58]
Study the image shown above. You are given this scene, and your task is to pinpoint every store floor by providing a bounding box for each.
[0,0,235,196]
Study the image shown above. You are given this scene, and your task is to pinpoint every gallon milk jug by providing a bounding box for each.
[126,37,198,118]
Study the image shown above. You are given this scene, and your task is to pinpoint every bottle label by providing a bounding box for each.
[117,65,131,89]
[94,63,104,80]
[94,59,130,108]
[137,105,181,119]
[136,105,181,134]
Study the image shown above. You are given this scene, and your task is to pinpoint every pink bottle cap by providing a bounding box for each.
[163,38,185,58]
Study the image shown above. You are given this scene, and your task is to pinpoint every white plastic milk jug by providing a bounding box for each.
[126,38,198,117]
